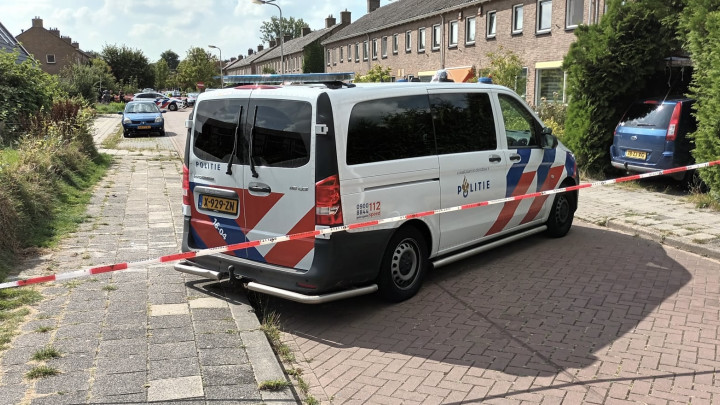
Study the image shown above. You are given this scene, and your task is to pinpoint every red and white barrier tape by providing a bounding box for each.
[1,160,718,290]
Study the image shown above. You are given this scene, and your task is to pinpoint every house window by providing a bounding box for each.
[487,11,497,38]
[537,0,552,33]
[381,36,388,58]
[516,67,528,98]
[355,43,360,62]
[334,48,338,65]
[465,17,476,44]
[432,24,441,50]
[372,38,378,60]
[46,54,56,64]
[512,4,524,34]
[347,45,352,62]
[405,31,412,52]
[326,49,331,66]
[393,34,399,54]
[339,47,344,63]
[536,68,566,105]
[449,20,458,47]
[566,0,584,28]
[363,41,368,61]
[418,27,426,52]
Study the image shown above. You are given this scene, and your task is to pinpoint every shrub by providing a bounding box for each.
[354,64,393,82]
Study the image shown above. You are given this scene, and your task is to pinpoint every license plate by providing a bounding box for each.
[138,125,151,129]
[625,150,646,160]
[199,195,239,215]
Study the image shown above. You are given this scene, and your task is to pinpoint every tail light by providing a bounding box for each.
[666,102,682,142]
[182,164,191,208]
[316,175,343,225]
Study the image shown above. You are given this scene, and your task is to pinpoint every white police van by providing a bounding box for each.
[175,73,578,304]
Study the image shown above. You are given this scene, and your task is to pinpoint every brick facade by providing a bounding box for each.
[16,17,90,75]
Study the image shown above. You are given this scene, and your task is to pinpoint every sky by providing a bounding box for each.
[1,0,382,62]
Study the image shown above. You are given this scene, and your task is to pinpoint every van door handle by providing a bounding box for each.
[509,153,522,162]
[248,182,271,194]
[489,155,502,163]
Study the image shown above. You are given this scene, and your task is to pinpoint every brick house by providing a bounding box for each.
[322,0,605,105]
[253,11,353,74]
[225,44,273,76]
[0,20,31,64]
[15,17,90,75]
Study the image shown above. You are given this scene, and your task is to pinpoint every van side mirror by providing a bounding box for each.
[541,127,558,149]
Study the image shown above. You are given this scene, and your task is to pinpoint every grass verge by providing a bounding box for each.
[0,288,42,350]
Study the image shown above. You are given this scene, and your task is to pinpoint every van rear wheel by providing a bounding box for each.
[378,227,428,302]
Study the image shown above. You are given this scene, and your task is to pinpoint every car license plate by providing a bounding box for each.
[138,125,151,129]
[625,150,646,160]
[199,194,238,215]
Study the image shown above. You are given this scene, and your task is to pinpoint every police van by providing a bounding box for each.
[175,73,578,304]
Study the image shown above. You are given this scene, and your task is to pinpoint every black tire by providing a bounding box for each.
[123,131,131,138]
[377,227,428,302]
[169,103,178,111]
[546,189,574,238]
[159,129,166,137]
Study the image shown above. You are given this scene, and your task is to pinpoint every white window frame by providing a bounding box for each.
[339,46,344,63]
[355,43,360,62]
[487,11,497,38]
[46,54,56,64]
[405,30,412,52]
[418,27,426,52]
[566,0,583,29]
[535,67,567,105]
[465,16,476,44]
[512,4,524,34]
[392,34,399,54]
[537,0,552,33]
[381,36,388,58]
[449,20,459,47]
[347,45,352,62]
[432,24,441,50]
[363,41,369,61]
[372,38,378,60]
[326,49,331,66]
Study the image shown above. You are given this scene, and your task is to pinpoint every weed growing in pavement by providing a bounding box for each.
[34,326,54,333]
[32,346,62,361]
[101,284,118,291]
[258,379,292,391]
[26,365,60,379]
[0,288,41,351]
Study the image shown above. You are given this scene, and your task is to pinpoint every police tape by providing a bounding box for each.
[1,159,719,290]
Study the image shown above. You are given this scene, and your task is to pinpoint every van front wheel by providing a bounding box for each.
[546,191,574,238]
[378,227,428,302]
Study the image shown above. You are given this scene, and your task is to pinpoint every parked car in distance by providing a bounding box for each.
[119,101,166,137]
[132,92,186,111]
[186,92,199,106]
[610,98,696,180]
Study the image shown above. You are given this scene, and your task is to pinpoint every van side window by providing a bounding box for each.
[430,92,497,154]
[498,94,539,148]
[249,100,312,168]
[193,99,245,163]
[347,95,434,165]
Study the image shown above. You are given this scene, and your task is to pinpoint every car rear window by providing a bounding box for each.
[620,101,674,129]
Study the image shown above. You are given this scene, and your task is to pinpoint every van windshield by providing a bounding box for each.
[621,102,674,129]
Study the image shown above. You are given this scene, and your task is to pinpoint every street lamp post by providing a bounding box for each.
[208,45,223,87]
[252,0,284,74]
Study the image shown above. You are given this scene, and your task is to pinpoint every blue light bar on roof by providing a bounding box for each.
[223,72,355,84]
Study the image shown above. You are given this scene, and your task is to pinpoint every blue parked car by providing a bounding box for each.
[118,101,166,137]
[610,98,696,180]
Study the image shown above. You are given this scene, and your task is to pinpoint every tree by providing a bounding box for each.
[59,58,117,103]
[354,64,393,82]
[259,16,309,43]
[479,47,525,93]
[101,44,154,89]
[562,0,683,174]
[154,59,171,90]
[160,50,180,70]
[302,42,324,73]
[681,1,720,197]
[176,47,220,90]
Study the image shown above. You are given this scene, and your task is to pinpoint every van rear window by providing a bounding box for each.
[621,102,674,129]
[347,95,434,165]
[193,99,244,163]
[249,100,312,168]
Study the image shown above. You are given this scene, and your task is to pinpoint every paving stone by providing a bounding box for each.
[34,370,91,394]
[148,357,201,380]
[146,375,204,402]
[189,297,229,309]
[47,352,95,372]
[30,390,88,405]
[198,348,249,366]
[10,332,53,348]
[0,382,27,405]
[91,371,146,396]
[100,324,147,341]
[203,384,264,403]
[195,331,243,349]
[147,326,195,344]
[149,303,189,316]
[88,392,147,404]
[96,354,146,374]
[97,338,147,358]
[148,341,197,361]
[201,364,256,386]
[148,314,192,330]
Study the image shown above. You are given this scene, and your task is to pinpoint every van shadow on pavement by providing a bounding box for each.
[265,224,691,379]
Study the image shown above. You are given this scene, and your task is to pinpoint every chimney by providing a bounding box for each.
[32,17,43,28]
[302,27,311,37]
[257,44,264,52]
[340,10,351,26]
[71,42,79,49]
[325,14,336,28]
[283,34,291,43]
[61,35,72,44]
[49,28,60,36]
[248,48,254,55]
[269,39,276,48]
[230,56,236,62]
[367,0,380,13]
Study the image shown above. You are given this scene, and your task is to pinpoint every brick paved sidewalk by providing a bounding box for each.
[0,116,295,405]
